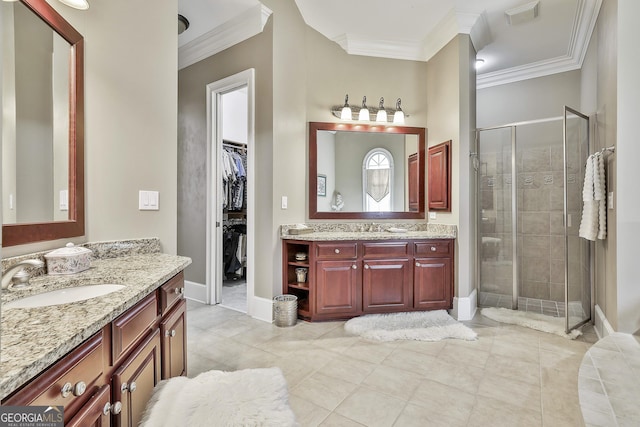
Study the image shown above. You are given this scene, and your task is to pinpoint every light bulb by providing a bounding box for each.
[358,96,370,121]
[340,94,352,121]
[376,97,388,123]
[57,0,89,10]
[393,98,405,124]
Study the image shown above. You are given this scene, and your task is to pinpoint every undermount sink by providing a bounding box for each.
[4,284,126,309]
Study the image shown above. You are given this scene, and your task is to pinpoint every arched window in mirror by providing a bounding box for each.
[363,148,393,212]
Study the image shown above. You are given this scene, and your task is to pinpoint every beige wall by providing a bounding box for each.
[177,20,273,287]
[3,0,178,257]
[616,0,640,334]
[426,35,477,301]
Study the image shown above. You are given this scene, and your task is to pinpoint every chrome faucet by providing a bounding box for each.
[1,259,44,290]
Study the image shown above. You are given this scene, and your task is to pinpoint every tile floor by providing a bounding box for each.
[479,292,587,319]
[220,280,247,313]
[186,300,598,427]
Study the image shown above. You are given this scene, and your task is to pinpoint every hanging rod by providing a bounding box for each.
[600,146,615,154]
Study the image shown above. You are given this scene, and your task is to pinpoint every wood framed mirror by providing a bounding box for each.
[309,122,425,220]
[2,0,84,246]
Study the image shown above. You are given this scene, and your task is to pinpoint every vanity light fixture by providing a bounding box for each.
[340,94,352,121]
[331,95,409,123]
[358,96,370,121]
[57,0,89,10]
[393,98,405,125]
[376,97,388,123]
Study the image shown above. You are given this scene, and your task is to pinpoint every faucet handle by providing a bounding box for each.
[11,269,32,289]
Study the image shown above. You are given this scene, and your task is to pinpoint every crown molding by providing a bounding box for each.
[332,34,424,61]
[477,0,602,89]
[178,4,272,70]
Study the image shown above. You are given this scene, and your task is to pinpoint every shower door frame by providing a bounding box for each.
[476,112,592,334]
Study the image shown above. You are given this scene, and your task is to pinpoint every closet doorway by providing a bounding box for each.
[206,69,255,315]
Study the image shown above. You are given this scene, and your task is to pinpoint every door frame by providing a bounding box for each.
[205,69,255,314]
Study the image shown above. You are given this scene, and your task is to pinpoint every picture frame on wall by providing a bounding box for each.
[317,174,327,197]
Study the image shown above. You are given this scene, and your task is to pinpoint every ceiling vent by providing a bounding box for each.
[505,1,540,25]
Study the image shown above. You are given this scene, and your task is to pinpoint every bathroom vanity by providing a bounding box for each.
[0,241,191,427]
[282,225,456,321]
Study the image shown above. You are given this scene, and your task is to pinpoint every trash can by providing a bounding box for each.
[273,294,298,327]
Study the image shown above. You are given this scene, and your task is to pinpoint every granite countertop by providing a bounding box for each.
[280,222,457,241]
[0,246,191,400]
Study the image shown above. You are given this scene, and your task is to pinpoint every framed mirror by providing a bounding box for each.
[2,0,84,246]
[309,122,425,220]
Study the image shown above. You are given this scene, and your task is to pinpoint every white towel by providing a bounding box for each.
[596,153,607,239]
[579,153,607,241]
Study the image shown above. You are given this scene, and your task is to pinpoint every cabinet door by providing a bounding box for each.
[363,259,411,312]
[414,257,452,310]
[67,385,111,427]
[428,140,451,211]
[315,260,360,316]
[160,299,187,379]
[112,330,161,427]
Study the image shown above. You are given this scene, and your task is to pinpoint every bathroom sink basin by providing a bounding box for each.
[4,284,126,309]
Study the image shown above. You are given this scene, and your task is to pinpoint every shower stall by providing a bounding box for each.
[477,107,591,333]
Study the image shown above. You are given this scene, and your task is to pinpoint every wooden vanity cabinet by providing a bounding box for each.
[2,271,188,427]
[2,329,106,425]
[414,240,453,310]
[160,299,187,379]
[283,239,454,321]
[111,330,162,427]
[66,384,111,427]
[362,242,412,313]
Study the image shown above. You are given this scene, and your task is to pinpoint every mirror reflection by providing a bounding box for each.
[316,131,418,212]
[309,122,425,220]
[2,1,71,225]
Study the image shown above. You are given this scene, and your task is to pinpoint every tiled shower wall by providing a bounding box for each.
[479,120,589,304]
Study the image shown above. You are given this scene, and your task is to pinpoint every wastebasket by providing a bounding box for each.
[273,294,298,327]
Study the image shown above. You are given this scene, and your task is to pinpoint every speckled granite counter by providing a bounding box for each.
[0,239,191,400]
[280,222,456,241]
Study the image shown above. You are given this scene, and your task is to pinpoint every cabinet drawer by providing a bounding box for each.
[362,242,409,258]
[414,240,451,256]
[3,331,105,423]
[315,242,357,259]
[159,271,185,316]
[112,292,158,362]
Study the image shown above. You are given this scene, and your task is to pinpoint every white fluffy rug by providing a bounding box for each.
[140,367,298,427]
[481,307,582,339]
[344,310,477,342]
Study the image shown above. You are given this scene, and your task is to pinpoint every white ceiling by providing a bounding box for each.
[178,0,601,88]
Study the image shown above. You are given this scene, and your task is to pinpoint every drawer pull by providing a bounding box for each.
[121,381,137,393]
[174,287,184,294]
[61,382,73,398]
[334,249,340,254]
[364,264,369,269]
[431,246,437,252]
[416,262,421,267]
[103,402,111,416]
[165,329,176,337]
[109,401,122,415]
[61,379,87,398]
[352,264,357,270]
[73,381,86,397]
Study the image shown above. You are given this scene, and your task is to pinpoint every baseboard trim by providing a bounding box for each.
[594,304,615,339]
[250,296,273,323]
[451,289,478,321]
[185,280,206,304]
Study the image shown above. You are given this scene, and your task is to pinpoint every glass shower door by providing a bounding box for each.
[478,127,516,309]
[564,107,591,332]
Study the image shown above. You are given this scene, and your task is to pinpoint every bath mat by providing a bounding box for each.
[140,367,298,427]
[481,307,582,339]
[344,310,477,342]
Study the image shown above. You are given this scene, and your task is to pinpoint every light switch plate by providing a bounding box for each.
[59,190,69,211]
[139,190,159,210]
[281,196,288,209]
